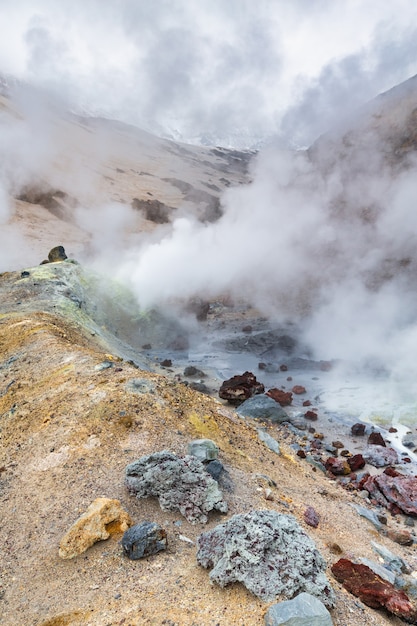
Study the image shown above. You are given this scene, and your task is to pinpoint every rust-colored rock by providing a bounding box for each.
[331,558,417,621]
[304,410,318,420]
[351,423,366,436]
[367,431,386,446]
[219,371,265,405]
[59,497,132,559]
[266,387,293,406]
[362,472,417,516]
[304,505,320,528]
[292,385,306,395]
[325,457,351,476]
[385,528,414,546]
[347,454,365,472]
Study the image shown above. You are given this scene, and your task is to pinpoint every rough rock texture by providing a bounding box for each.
[59,497,132,559]
[188,438,219,461]
[325,457,351,476]
[125,450,228,523]
[362,472,417,516]
[236,395,289,423]
[196,510,335,606]
[363,445,398,467]
[219,371,265,404]
[264,592,334,626]
[331,559,417,622]
[267,388,293,406]
[304,506,320,528]
[121,521,167,560]
[347,454,365,471]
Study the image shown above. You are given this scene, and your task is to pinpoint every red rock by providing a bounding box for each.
[347,454,365,471]
[304,505,320,528]
[331,559,417,621]
[325,457,351,476]
[304,410,318,420]
[279,364,288,371]
[367,431,386,447]
[386,528,414,546]
[351,423,366,436]
[266,388,293,406]
[302,400,311,406]
[362,472,417,516]
[296,449,306,459]
[292,385,306,394]
[219,371,265,405]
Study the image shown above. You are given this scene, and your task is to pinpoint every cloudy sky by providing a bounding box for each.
[1,0,417,147]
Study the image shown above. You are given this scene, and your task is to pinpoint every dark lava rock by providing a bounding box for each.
[236,395,289,423]
[368,431,386,446]
[331,558,417,621]
[48,245,68,262]
[219,371,265,405]
[121,521,167,560]
[304,410,318,421]
[196,510,335,606]
[188,381,211,394]
[325,457,351,476]
[362,472,417,516]
[183,365,206,377]
[363,445,398,468]
[125,450,228,523]
[160,359,172,367]
[205,459,224,481]
[304,506,320,528]
[347,454,365,472]
[351,423,366,436]
[267,388,293,406]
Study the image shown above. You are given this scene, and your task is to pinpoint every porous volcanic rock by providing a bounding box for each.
[363,444,398,467]
[59,497,132,559]
[196,510,335,606]
[266,388,293,406]
[331,558,417,622]
[125,450,228,523]
[362,471,417,516]
[219,371,265,405]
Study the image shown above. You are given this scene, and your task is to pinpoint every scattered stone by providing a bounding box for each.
[264,592,334,626]
[367,431,386,446]
[303,400,312,406]
[196,510,335,606]
[325,457,350,476]
[331,558,417,622]
[125,450,228,523]
[267,388,293,406]
[188,381,211,394]
[242,324,252,333]
[297,449,307,459]
[304,506,320,528]
[347,454,365,471]
[371,541,411,575]
[48,245,68,262]
[205,460,225,482]
[59,497,132,559]
[351,423,366,436]
[332,441,344,449]
[236,395,289,423]
[362,445,399,468]
[304,410,318,421]
[160,358,172,367]
[280,364,288,371]
[188,439,219,461]
[385,528,414,546]
[257,429,281,455]
[121,521,167,560]
[292,385,306,395]
[362,472,417,516]
[183,365,206,377]
[94,361,114,371]
[352,504,384,531]
[219,371,265,405]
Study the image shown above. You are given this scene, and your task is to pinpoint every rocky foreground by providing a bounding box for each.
[0,257,417,626]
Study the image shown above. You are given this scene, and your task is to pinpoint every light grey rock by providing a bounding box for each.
[359,558,396,584]
[236,395,289,423]
[125,378,156,394]
[188,438,219,461]
[125,450,227,524]
[371,541,411,575]
[352,504,383,531]
[196,510,334,606]
[257,429,280,455]
[265,592,334,625]
[363,445,398,467]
